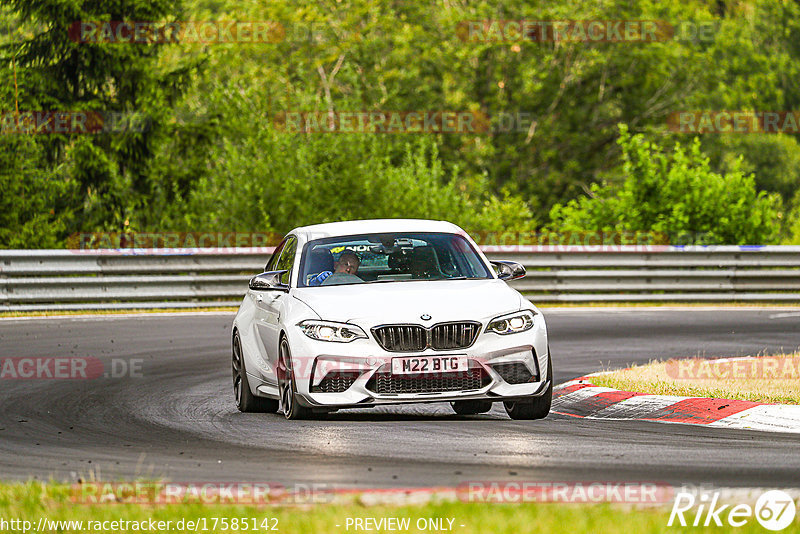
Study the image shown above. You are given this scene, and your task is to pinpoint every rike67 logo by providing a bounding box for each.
[669,489,797,530]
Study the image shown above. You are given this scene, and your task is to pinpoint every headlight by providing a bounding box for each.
[486,311,536,335]
[297,320,367,342]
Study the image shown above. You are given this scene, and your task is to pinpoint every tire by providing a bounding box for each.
[451,400,493,415]
[503,349,553,421]
[232,332,279,413]
[277,337,313,420]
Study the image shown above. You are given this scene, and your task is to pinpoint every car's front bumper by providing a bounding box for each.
[297,378,552,409]
[276,314,549,409]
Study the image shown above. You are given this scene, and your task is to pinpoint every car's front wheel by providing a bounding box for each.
[277,337,312,420]
[503,351,552,421]
[232,332,278,413]
[451,400,493,415]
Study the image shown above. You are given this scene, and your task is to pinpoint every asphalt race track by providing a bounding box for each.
[1,308,799,488]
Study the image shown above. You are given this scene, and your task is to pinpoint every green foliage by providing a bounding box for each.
[703,133,800,209]
[784,191,800,245]
[2,0,800,248]
[0,0,202,243]
[548,125,782,245]
[0,136,77,247]
[155,126,534,236]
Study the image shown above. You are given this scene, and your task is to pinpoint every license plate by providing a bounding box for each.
[391,355,468,375]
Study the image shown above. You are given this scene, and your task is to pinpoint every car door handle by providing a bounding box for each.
[256,295,264,303]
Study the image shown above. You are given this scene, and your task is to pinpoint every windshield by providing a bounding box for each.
[298,232,492,287]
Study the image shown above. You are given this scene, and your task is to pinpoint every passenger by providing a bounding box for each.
[308,251,363,286]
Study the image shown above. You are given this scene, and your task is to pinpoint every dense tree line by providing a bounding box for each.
[1,0,799,247]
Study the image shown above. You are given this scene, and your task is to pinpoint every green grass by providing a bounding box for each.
[591,354,800,404]
[0,482,798,533]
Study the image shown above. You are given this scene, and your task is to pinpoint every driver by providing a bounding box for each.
[308,251,363,286]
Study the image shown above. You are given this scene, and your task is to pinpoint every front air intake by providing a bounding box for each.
[310,371,362,393]
[372,322,481,352]
[492,362,536,384]
[365,364,490,394]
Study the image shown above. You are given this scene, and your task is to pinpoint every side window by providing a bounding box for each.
[275,237,298,285]
[265,239,287,272]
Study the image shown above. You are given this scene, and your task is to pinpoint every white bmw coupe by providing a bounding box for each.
[231,219,551,420]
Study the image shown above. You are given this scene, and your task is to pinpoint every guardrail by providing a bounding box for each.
[2,246,800,311]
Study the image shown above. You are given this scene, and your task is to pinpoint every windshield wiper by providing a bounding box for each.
[360,276,485,284]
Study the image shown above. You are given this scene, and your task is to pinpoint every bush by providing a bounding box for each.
[547,125,782,245]
[783,191,800,245]
[160,128,535,237]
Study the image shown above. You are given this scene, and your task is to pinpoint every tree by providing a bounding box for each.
[1,0,201,234]
[0,136,77,247]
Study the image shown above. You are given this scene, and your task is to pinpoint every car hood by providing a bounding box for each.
[293,279,525,325]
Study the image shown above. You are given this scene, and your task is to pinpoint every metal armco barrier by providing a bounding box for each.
[2,246,800,311]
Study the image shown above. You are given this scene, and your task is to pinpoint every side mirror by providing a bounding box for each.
[491,260,526,281]
[249,270,289,291]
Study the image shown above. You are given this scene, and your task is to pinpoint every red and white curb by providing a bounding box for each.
[553,374,800,434]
